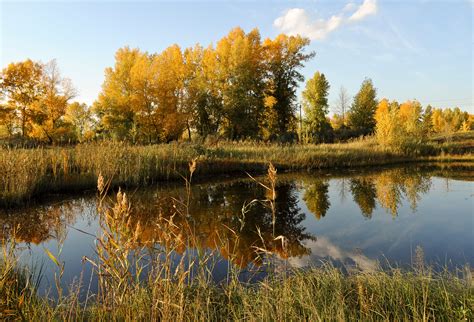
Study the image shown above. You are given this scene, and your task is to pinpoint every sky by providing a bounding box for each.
[1,0,473,113]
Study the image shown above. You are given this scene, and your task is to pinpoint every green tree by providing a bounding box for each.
[421,104,433,135]
[348,78,378,136]
[262,34,314,140]
[302,71,332,143]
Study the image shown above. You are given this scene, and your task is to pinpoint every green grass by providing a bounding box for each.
[1,133,473,206]
[3,264,472,321]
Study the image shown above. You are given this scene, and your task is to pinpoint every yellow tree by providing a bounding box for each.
[93,47,142,140]
[152,44,187,142]
[0,59,44,137]
[215,27,265,139]
[129,51,162,142]
[29,60,76,143]
[64,102,94,142]
[0,104,16,138]
[182,44,223,140]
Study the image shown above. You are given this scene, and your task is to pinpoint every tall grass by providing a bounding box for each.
[0,163,473,320]
[1,135,473,206]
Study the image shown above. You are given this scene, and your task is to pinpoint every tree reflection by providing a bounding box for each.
[349,178,377,218]
[301,167,433,218]
[373,168,431,216]
[118,181,314,267]
[302,179,330,219]
[0,199,90,244]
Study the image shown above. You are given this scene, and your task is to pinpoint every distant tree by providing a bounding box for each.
[302,71,333,143]
[375,99,426,153]
[348,78,378,136]
[334,86,350,125]
[421,104,433,135]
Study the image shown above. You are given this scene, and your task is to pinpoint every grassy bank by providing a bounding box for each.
[2,258,472,321]
[1,133,473,206]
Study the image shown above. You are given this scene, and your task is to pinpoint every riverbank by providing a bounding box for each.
[1,134,473,206]
[1,251,472,321]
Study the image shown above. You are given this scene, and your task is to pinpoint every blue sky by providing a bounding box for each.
[1,0,472,113]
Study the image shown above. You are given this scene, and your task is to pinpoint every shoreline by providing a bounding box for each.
[1,139,473,207]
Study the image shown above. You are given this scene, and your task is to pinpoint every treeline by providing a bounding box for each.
[301,72,473,148]
[0,27,472,146]
[0,28,313,144]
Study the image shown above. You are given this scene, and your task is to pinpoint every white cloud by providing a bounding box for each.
[349,0,378,22]
[274,8,343,41]
[274,0,378,41]
[288,237,377,272]
[343,2,356,12]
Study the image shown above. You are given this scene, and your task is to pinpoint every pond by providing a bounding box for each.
[1,163,473,296]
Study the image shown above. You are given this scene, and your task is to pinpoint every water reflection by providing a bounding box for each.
[302,168,432,218]
[0,164,472,273]
[0,199,92,245]
[303,179,330,219]
[126,181,314,267]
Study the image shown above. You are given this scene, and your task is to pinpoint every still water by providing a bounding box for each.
[1,164,473,294]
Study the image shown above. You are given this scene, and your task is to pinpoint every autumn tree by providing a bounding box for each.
[375,99,426,153]
[430,107,470,140]
[261,34,314,141]
[0,59,44,137]
[0,104,16,138]
[302,71,332,143]
[93,47,141,140]
[64,102,94,142]
[29,60,77,143]
[215,27,266,140]
[151,44,187,142]
[421,104,433,135]
[183,45,223,140]
[348,78,378,136]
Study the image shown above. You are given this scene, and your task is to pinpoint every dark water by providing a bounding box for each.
[1,164,473,294]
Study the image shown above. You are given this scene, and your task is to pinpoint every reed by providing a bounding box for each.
[0,162,473,320]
